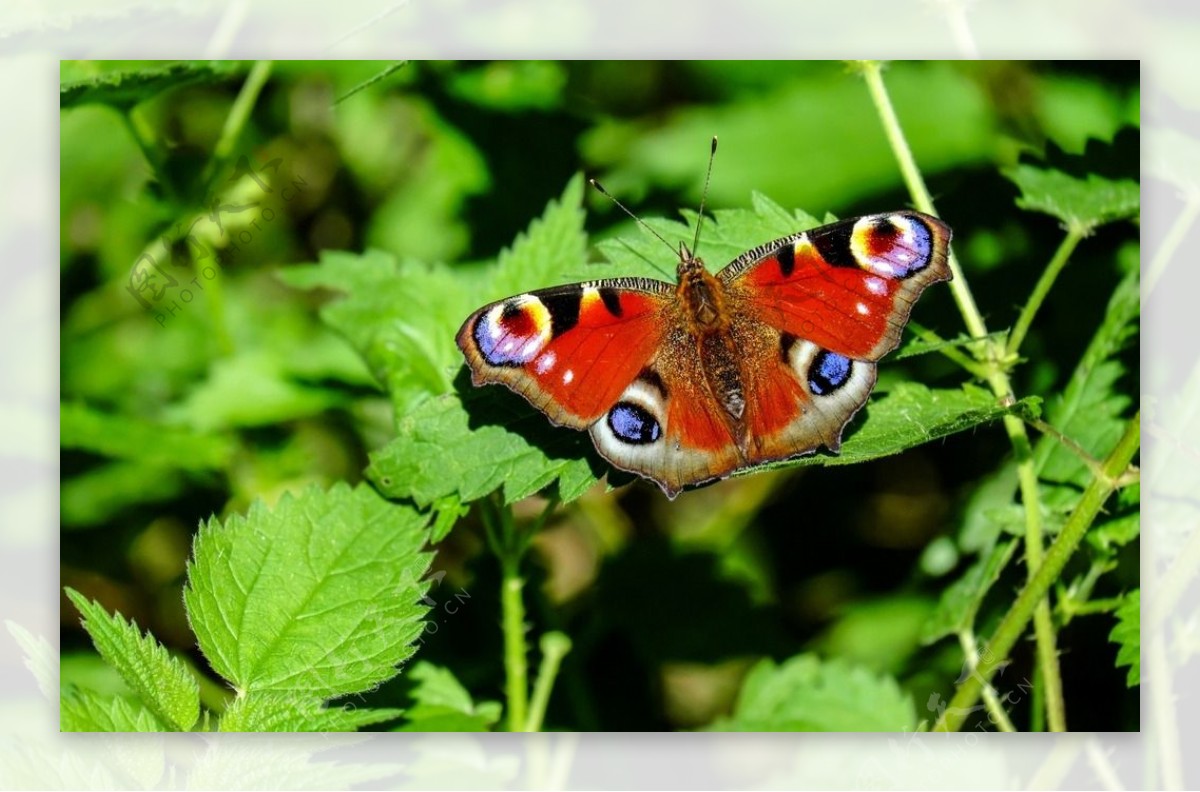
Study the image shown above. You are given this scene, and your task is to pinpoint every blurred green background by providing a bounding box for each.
[59,60,1139,731]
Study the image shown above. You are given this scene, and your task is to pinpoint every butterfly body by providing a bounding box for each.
[457,211,952,498]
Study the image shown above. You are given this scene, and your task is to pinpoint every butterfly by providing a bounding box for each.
[456,173,952,498]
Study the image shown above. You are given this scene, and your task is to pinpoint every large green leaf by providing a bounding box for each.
[165,352,347,432]
[183,483,431,697]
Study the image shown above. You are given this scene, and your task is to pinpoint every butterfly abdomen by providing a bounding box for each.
[673,260,752,450]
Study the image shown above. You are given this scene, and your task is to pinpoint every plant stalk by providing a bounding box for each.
[1007,226,1086,358]
[502,570,529,732]
[932,412,1140,731]
[859,59,1065,730]
[525,631,573,732]
[203,60,273,191]
[958,630,1017,732]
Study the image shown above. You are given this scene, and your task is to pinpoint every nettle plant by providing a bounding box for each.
[60,62,1139,733]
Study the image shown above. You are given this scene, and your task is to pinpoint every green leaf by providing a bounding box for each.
[956,461,1020,553]
[813,596,935,674]
[183,483,432,697]
[758,384,1036,473]
[282,175,587,424]
[582,61,995,213]
[1034,255,1139,486]
[346,94,491,264]
[446,61,567,111]
[709,654,915,732]
[60,62,229,110]
[219,691,404,732]
[1087,511,1140,554]
[429,495,471,544]
[280,251,473,415]
[60,688,165,732]
[921,540,1018,645]
[64,588,200,731]
[60,401,234,471]
[395,662,501,732]
[61,461,187,529]
[1004,130,1139,231]
[581,200,818,285]
[166,352,346,431]
[1109,589,1140,687]
[367,389,600,508]
[489,174,588,299]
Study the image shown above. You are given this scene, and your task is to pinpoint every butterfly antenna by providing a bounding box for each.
[691,135,718,255]
[589,178,677,256]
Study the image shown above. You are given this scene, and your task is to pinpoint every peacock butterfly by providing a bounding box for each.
[456,148,952,498]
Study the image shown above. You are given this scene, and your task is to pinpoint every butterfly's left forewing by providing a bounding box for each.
[456,279,673,430]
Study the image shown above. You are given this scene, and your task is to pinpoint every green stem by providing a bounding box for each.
[203,60,273,191]
[958,630,1016,732]
[1012,423,1067,732]
[859,59,1064,731]
[1062,596,1125,617]
[334,60,408,105]
[203,254,234,356]
[1030,663,1046,732]
[1006,226,1086,358]
[487,495,560,733]
[525,631,573,732]
[502,568,529,732]
[932,412,1140,732]
[902,321,992,379]
[858,60,988,342]
[121,108,167,187]
[1059,557,1118,626]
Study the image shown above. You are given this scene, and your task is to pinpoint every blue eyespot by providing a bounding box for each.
[608,402,661,445]
[872,216,932,278]
[809,351,852,395]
